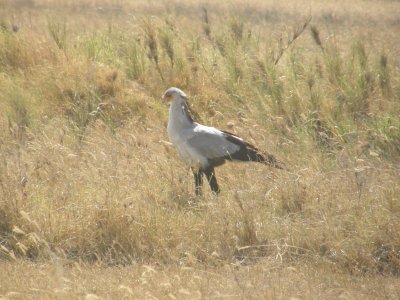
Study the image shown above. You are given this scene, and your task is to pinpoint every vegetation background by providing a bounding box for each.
[0,0,399,298]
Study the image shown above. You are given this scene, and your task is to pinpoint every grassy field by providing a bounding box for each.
[1,0,400,299]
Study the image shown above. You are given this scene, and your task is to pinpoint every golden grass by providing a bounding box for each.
[0,0,400,298]
[1,260,399,299]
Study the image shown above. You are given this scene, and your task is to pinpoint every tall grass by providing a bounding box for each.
[0,0,400,297]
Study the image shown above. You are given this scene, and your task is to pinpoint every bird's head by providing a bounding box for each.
[162,87,188,105]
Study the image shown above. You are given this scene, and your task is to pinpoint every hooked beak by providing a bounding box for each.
[162,93,172,106]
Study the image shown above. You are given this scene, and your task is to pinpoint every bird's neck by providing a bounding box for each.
[168,99,194,129]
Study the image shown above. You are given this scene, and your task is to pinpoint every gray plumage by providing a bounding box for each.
[162,87,283,195]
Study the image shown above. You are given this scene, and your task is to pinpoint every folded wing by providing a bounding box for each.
[187,125,241,161]
[187,125,283,169]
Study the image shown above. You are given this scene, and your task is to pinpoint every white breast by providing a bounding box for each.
[169,128,208,169]
[167,100,208,169]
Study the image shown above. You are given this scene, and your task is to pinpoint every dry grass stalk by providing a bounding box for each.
[160,29,174,67]
[274,15,312,65]
[47,18,67,52]
[202,7,211,40]
[310,25,323,49]
[142,18,164,81]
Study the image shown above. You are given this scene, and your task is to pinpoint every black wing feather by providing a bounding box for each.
[218,130,284,169]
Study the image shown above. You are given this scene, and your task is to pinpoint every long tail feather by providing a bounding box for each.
[261,153,285,170]
[221,130,285,169]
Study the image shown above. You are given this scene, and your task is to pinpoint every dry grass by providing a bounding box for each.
[1,260,399,299]
[0,0,400,298]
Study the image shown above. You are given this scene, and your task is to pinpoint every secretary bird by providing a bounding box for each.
[162,87,283,195]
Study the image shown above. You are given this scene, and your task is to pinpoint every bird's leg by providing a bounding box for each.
[193,169,203,196]
[204,167,220,194]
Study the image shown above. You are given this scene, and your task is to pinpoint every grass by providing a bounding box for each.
[0,0,400,298]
